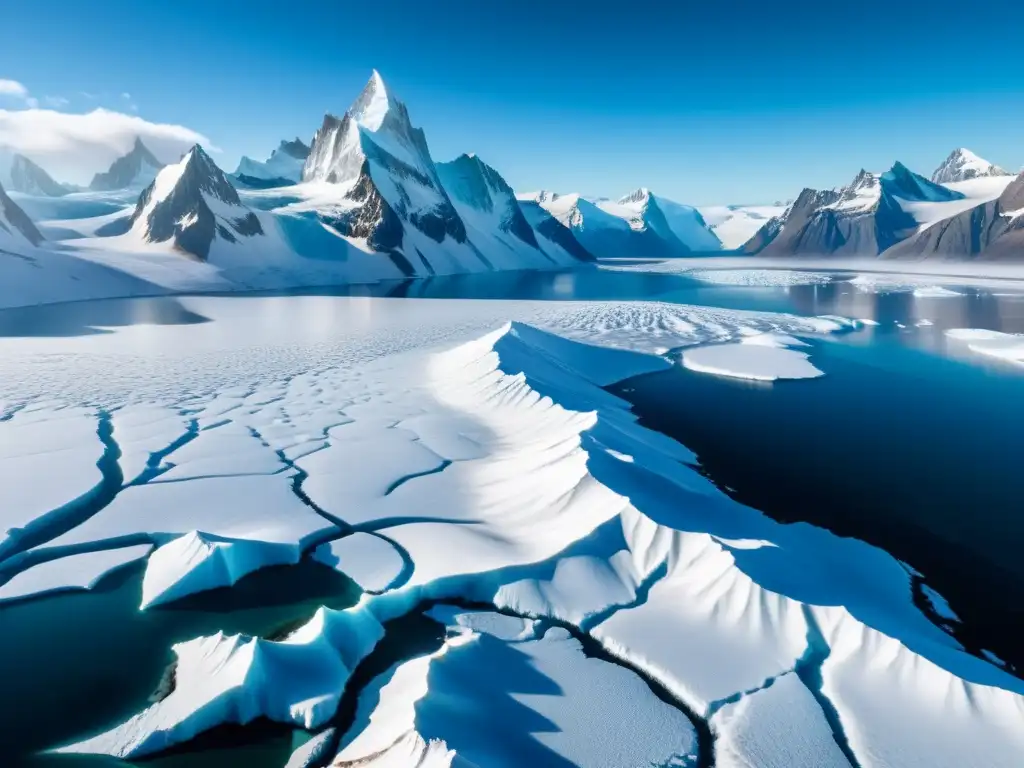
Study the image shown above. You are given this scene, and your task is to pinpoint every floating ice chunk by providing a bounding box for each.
[313,533,406,593]
[0,407,105,559]
[913,285,963,298]
[60,600,385,759]
[285,728,336,768]
[711,672,850,768]
[682,343,824,381]
[738,331,810,348]
[335,608,698,767]
[0,544,152,603]
[946,327,1024,365]
[141,531,301,609]
[920,583,959,624]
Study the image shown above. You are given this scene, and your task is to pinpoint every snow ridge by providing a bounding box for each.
[932,148,1011,185]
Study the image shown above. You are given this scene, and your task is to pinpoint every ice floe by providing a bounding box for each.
[0,543,151,603]
[60,600,385,759]
[313,533,407,593]
[682,339,823,381]
[946,327,1024,366]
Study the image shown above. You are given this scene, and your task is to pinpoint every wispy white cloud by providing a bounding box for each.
[44,95,69,108]
[0,107,215,184]
[121,92,131,100]
[0,79,29,98]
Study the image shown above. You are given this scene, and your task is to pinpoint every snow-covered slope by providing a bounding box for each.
[617,187,722,251]
[699,204,788,250]
[521,188,717,259]
[234,138,310,188]
[435,153,577,268]
[0,149,68,197]
[932,148,1012,184]
[885,172,1024,260]
[297,71,584,276]
[0,181,44,248]
[89,138,163,191]
[744,162,967,257]
[124,144,264,260]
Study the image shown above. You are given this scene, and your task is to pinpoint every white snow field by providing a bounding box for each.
[332,608,700,767]
[945,328,1024,366]
[681,332,823,381]
[1,295,1021,766]
[698,204,788,250]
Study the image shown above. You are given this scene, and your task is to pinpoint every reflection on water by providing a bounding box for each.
[0,296,211,337]
[3,267,1024,342]
[612,329,1024,673]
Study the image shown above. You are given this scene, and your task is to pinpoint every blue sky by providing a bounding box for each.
[1,0,1022,204]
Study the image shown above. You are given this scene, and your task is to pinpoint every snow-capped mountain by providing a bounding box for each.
[299,71,583,275]
[89,138,163,191]
[0,181,44,248]
[699,204,789,250]
[744,162,966,257]
[234,138,310,188]
[521,188,720,260]
[884,171,1024,260]
[436,153,596,265]
[0,149,69,197]
[436,153,539,248]
[931,148,1011,185]
[618,188,722,252]
[127,144,263,260]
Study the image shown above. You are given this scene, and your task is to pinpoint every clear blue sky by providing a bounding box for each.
[2,0,1022,205]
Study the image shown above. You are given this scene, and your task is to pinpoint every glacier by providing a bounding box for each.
[10,294,1018,768]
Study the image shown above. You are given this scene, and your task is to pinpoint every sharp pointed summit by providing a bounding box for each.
[128,144,263,260]
[931,148,1012,184]
[0,149,69,197]
[90,138,163,191]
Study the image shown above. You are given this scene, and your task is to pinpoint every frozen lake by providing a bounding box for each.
[1,265,1023,766]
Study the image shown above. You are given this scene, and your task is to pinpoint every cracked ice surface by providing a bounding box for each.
[3,296,1022,766]
[333,608,699,767]
[0,407,106,560]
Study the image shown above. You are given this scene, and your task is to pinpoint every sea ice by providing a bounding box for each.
[313,533,407,593]
[945,327,1024,365]
[60,600,385,759]
[0,407,106,560]
[682,342,824,381]
[333,609,699,767]
[0,544,151,603]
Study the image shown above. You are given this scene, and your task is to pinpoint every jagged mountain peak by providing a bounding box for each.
[90,137,162,191]
[618,187,652,205]
[932,148,1011,184]
[0,148,69,197]
[129,143,262,260]
[350,69,395,132]
[277,137,310,159]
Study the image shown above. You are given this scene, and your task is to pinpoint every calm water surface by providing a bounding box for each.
[2,265,1023,763]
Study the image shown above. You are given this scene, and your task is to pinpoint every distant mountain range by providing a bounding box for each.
[0,74,1021,270]
[741,153,1022,260]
